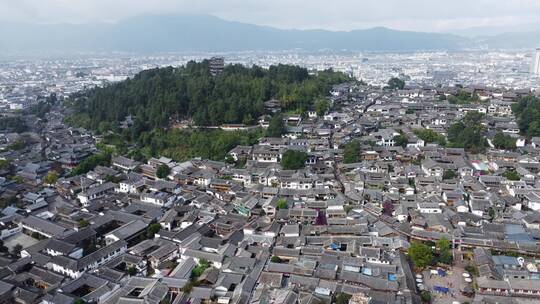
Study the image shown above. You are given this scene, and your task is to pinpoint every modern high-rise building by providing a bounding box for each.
[209,56,224,76]
[532,48,540,76]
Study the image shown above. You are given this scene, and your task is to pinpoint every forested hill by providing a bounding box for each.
[68,61,351,132]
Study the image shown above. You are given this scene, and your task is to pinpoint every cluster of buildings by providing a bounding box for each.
[3,50,540,113]
[221,50,540,89]
[0,55,195,112]
[3,58,540,303]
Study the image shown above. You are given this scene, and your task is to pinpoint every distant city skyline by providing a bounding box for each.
[1,0,540,34]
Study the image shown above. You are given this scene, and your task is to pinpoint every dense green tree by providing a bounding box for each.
[11,243,23,257]
[266,114,286,138]
[105,175,123,183]
[11,176,25,185]
[146,223,161,239]
[27,100,52,119]
[68,62,350,131]
[127,267,137,276]
[242,113,254,125]
[438,252,453,266]
[156,164,171,179]
[413,128,446,146]
[235,157,247,169]
[488,207,496,219]
[181,280,197,293]
[98,121,113,135]
[7,137,30,151]
[492,131,516,150]
[436,238,450,251]
[46,92,58,104]
[0,240,8,253]
[280,150,308,170]
[0,116,27,133]
[409,242,433,268]
[276,199,288,210]
[72,152,111,175]
[447,112,487,153]
[191,259,210,279]
[143,129,260,162]
[387,77,405,90]
[44,170,59,185]
[512,95,540,137]
[503,169,521,181]
[343,140,360,164]
[0,159,11,170]
[78,219,90,228]
[315,98,330,116]
[442,170,456,180]
[224,154,235,164]
[447,90,480,104]
[436,237,453,265]
[271,256,282,263]
[393,134,408,147]
[465,264,479,277]
[420,291,431,303]
[66,63,351,165]
[335,293,352,304]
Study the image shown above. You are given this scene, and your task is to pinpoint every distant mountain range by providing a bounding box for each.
[476,30,540,49]
[447,23,540,38]
[1,14,539,53]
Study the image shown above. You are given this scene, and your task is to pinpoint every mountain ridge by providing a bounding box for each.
[0,14,538,53]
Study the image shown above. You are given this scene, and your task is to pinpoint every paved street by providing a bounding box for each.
[422,267,473,304]
[3,233,39,252]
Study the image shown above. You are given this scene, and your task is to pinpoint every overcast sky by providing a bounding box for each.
[1,0,540,33]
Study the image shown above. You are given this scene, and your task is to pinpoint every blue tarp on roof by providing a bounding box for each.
[388,274,397,281]
[434,286,449,293]
[438,269,447,277]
